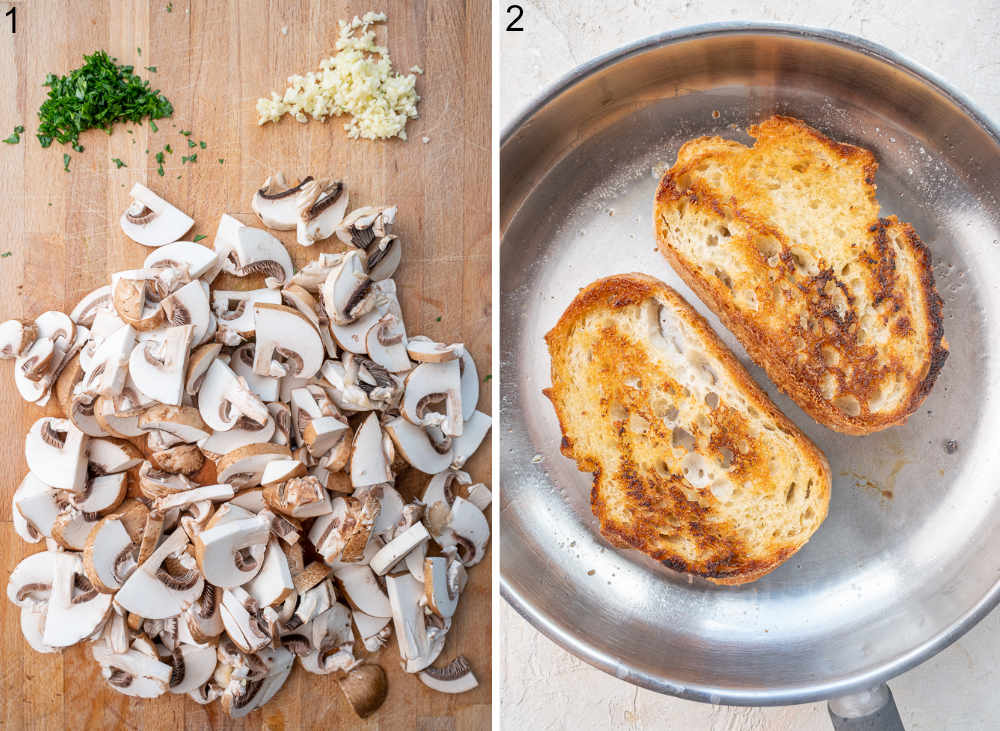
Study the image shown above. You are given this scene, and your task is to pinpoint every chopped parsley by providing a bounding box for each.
[3,125,24,144]
[36,51,173,152]
[181,153,197,163]
[483,374,492,382]
[145,66,157,73]
[111,158,127,168]
[199,140,206,149]
[155,151,164,163]
[157,164,164,176]
[218,158,224,164]
[150,120,158,132]
[179,129,191,136]
[166,2,173,11]
[164,143,172,154]
[62,153,71,172]
[435,316,442,322]
[1,252,11,258]
[193,234,207,242]
[187,138,196,148]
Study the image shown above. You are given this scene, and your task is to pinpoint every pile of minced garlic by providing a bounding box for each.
[256,12,421,141]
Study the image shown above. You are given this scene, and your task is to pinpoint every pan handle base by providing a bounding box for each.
[828,684,904,731]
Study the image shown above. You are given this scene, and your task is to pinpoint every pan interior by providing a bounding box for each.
[500,28,1000,704]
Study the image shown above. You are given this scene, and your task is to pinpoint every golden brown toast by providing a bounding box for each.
[654,116,947,434]
[544,274,831,585]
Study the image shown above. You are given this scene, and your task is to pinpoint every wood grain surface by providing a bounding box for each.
[0,1,491,729]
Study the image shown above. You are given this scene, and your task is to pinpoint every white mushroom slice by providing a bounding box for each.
[353,611,392,653]
[459,349,480,420]
[369,484,405,536]
[220,587,271,653]
[328,279,399,354]
[263,475,332,519]
[70,285,113,327]
[115,528,204,619]
[294,578,334,624]
[252,173,314,230]
[384,416,453,474]
[83,517,136,593]
[186,342,223,395]
[212,288,282,337]
[194,513,270,587]
[111,271,166,331]
[322,250,376,326]
[144,240,221,281]
[369,523,429,576]
[74,473,128,516]
[25,417,88,493]
[7,550,56,607]
[418,656,479,694]
[252,303,324,379]
[120,183,194,247]
[15,311,80,403]
[168,644,218,695]
[12,473,61,542]
[296,178,349,246]
[89,307,128,344]
[217,443,292,488]
[92,642,172,698]
[66,392,109,437]
[198,359,269,432]
[138,404,211,443]
[406,336,464,363]
[303,416,350,456]
[21,604,57,654]
[335,205,396,249]
[385,572,441,673]
[365,313,410,372]
[333,564,391,618]
[81,324,136,398]
[215,216,294,288]
[155,484,235,512]
[281,283,338,359]
[50,506,101,551]
[289,252,344,292]
[451,410,492,469]
[261,459,307,487]
[465,482,492,511]
[89,437,143,475]
[318,360,373,411]
[43,551,113,647]
[365,235,401,281]
[160,280,212,344]
[423,556,467,619]
[198,413,275,458]
[221,646,294,718]
[129,324,194,405]
[246,539,295,608]
[351,413,392,488]
[299,608,356,675]
[402,360,464,437]
[404,541,427,582]
[231,343,280,401]
[93,396,144,437]
[434,497,490,567]
[0,318,37,358]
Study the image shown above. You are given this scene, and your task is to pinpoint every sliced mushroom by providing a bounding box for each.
[93,395,144,438]
[199,413,276,458]
[0,319,37,358]
[281,283,338,359]
[50,507,102,551]
[93,642,174,697]
[351,413,392,488]
[433,497,490,568]
[369,522,429,576]
[89,437,143,475]
[246,539,295,608]
[80,324,136,398]
[423,555,467,619]
[220,586,272,654]
[15,311,81,404]
[138,461,196,499]
[69,286,113,328]
[150,443,205,475]
[451,410,492,469]
[24,417,88,493]
[296,178,349,247]
[252,172,314,230]
[263,475,332,519]
[144,240,221,282]
[383,416,453,474]
[328,279,398,354]
[335,205,396,249]
[337,664,388,718]
[353,610,392,652]
[418,656,478,694]
[128,324,194,405]
[321,250,376,326]
[194,512,270,587]
[217,443,292,489]
[83,517,136,593]
[364,234,401,281]
[115,528,205,619]
[74,472,128,516]
[139,404,211,443]
[215,215,294,289]
[231,343,280,401]
[220,646,294,718]
[12,473,62,542]
[155,484,235,513]
[198,359,270,432]
[402,360,463,437]
[252,303,324,379]
[160,280,212,344]
[385,572,444,673]
[333,564,391,618]
[43,551,114,647]
[120,183,195,247]
[186,342,223,395]
[20,603,57,654]
[111,271,166,331]
[365,313,410,372]
[212,288,282,338]
[167,643,218,695]
[406,336,463,363]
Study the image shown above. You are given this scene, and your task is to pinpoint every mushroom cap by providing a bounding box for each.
[82,516,135,593]
[24,417,88,493]
[12,473,62,542]
[337,664,388,718]
[369,522,429,576]
[128,325,194,406]
[160,280,212,344]
[417,656,479,694]
[296,179,350,246]
[167,643,219,695]
[120,183,195,247]
[253,173,313,231]
[450,410,492,470]
[42,551,113,647]
[252,303,325,379]
[144,241,220,281]
[383,416,453,474]
[194,514,270,587]
[401,360,464,437]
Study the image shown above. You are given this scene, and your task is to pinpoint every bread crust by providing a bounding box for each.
[654,115,948,434]
[544,273,831,585]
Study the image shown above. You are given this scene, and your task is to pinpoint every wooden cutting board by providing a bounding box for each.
[0,1,491,728]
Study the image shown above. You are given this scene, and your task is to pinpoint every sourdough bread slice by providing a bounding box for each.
[654,115,947,434]
[544,273,831,585]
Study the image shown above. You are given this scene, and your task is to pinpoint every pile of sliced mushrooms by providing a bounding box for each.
[3,178,491,718]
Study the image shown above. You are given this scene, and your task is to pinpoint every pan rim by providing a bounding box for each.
[499,21,1000,706]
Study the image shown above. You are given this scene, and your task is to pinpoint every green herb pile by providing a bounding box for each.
[36,50,173,152]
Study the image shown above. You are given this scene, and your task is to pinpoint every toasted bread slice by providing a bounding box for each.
[654,115,947,434]
[544,274,831,585]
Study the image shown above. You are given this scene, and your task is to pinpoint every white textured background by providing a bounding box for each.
[500,1,1000,729]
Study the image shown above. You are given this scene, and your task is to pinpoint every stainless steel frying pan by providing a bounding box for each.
[499,23,1000,727]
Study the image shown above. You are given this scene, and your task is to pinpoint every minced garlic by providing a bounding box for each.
[256,12,422,141]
